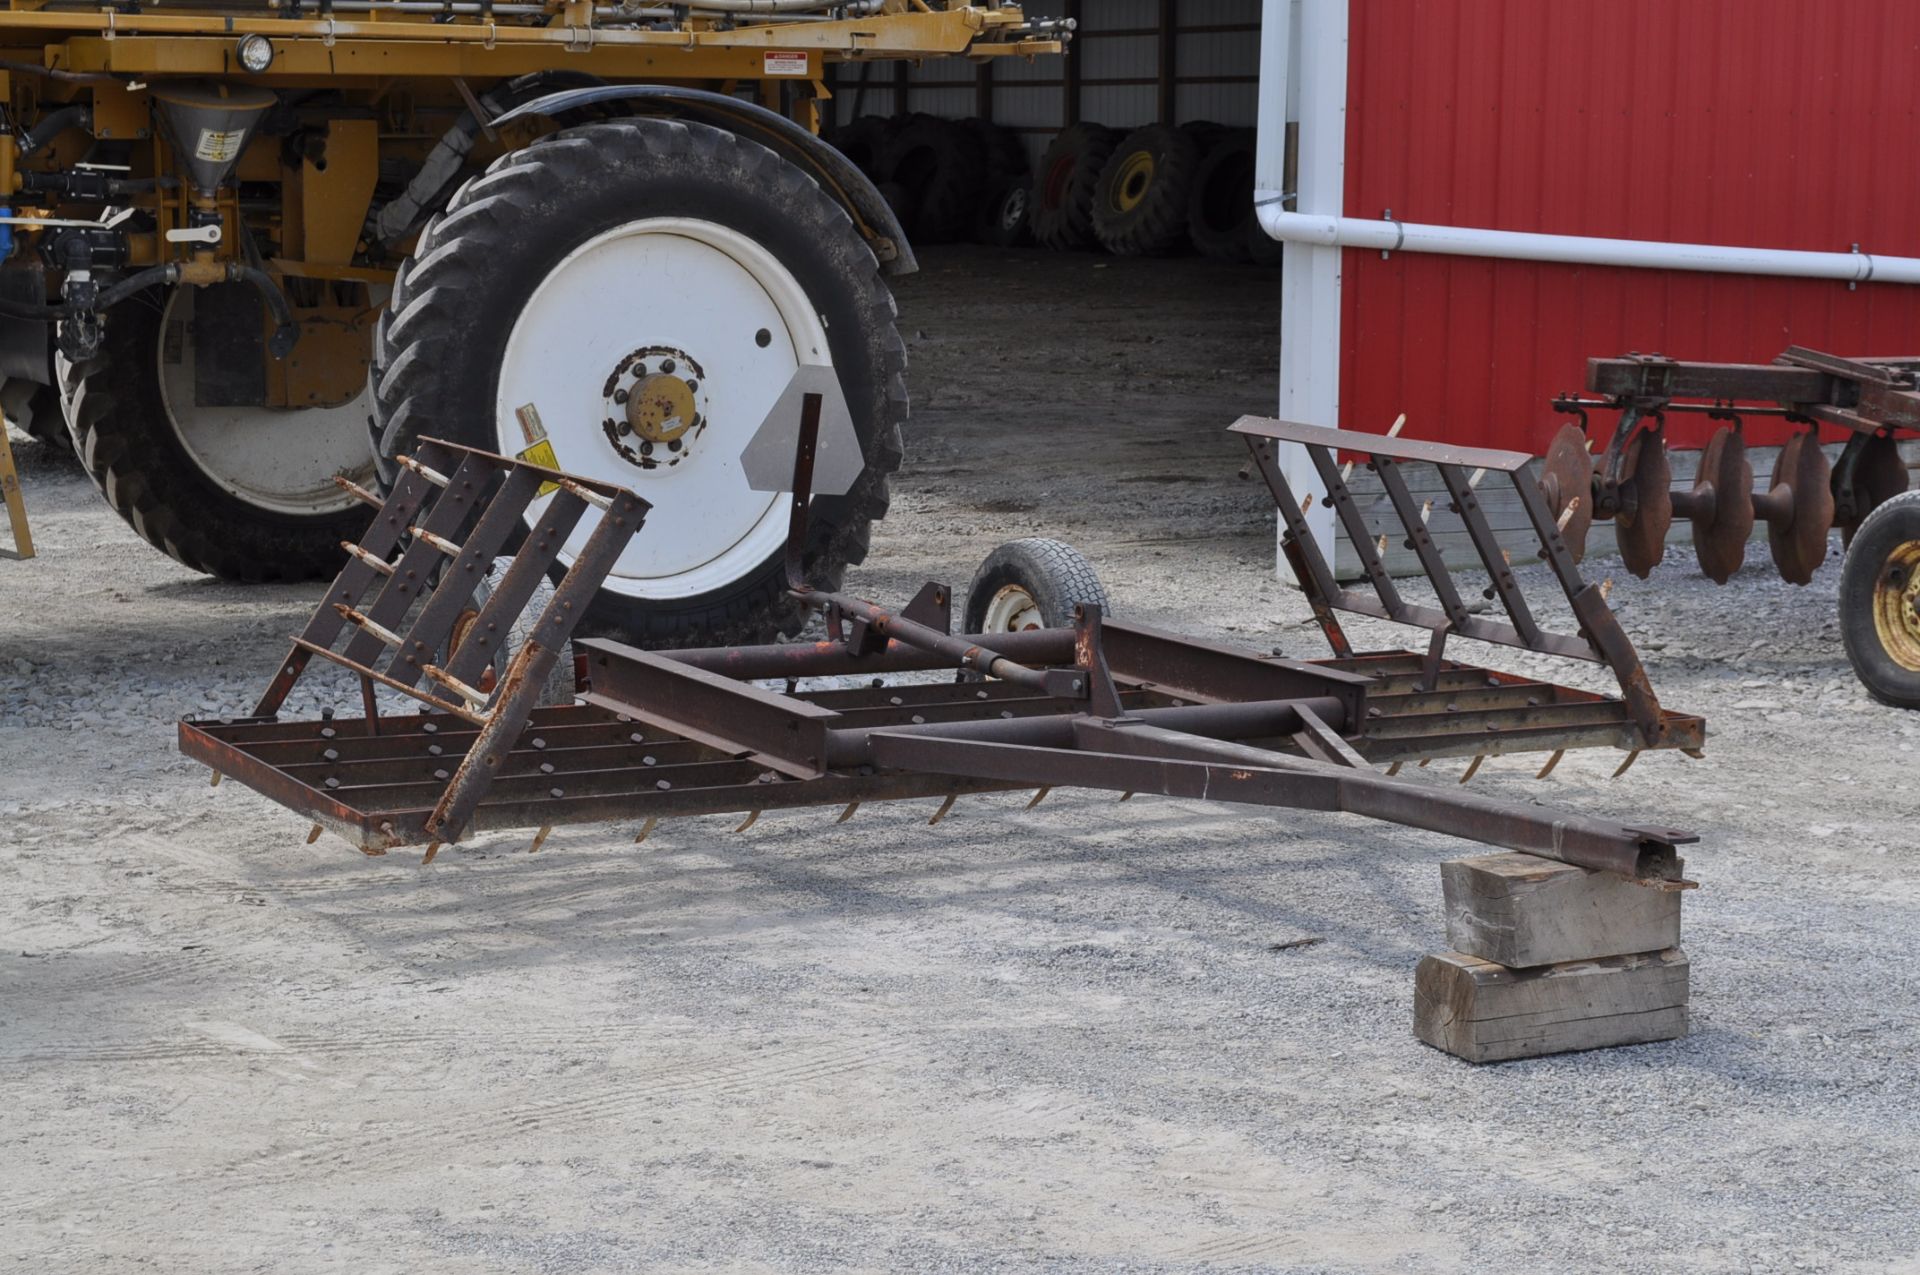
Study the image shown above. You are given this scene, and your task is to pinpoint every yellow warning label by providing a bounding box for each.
[517,438,561,498]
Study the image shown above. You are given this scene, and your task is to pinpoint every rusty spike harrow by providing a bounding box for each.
[182,413,1704,885]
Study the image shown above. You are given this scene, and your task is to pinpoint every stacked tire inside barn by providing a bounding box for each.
[1090,124,1200,256]
[1030,123,1119,250]
[1185,128,1259,262]
[967,117,1033,247]
[874,114,986,245]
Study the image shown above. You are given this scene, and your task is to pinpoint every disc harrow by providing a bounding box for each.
[181,405,1703,884]
[1545,347,1917,584]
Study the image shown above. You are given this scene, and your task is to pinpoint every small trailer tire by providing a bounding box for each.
[964,537,1112,634]
[1838,488,1920,709]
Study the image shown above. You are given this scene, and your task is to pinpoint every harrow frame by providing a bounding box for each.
[181,409,1704,884]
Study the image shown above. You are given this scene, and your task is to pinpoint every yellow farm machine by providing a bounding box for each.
[0,1,1062,642]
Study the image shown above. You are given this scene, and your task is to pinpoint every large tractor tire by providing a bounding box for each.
[1091,124,1200,257]
[61,285,379,581]
[1031,123,1119,251]
[371,116,908,647]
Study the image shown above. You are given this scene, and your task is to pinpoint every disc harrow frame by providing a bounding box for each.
[1547,346,1919,581]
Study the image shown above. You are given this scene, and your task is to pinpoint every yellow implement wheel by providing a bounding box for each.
[1839,489,1920,708]
[1872,539,1920,670]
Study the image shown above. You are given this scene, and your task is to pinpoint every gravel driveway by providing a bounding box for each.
[3,247,1915,1273]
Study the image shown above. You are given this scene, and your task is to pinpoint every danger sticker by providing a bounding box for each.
[516,438,562,499]
[512,404,559,496]
[763,51,809,77]
[195,128,247,163]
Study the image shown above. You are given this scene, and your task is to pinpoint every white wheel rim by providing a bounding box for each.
[496,217,830,602]
[983,584,1045,633]
[157,286,378,517]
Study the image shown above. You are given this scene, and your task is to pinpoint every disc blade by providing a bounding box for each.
[1692,425,1753,585]
[1539,423,1595,563]
[1616,427,1672,579]
[1768,429,1834,585]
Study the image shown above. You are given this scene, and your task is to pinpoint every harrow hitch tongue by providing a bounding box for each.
[182,410,1702,886]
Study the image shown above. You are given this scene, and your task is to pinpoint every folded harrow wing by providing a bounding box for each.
[181,408,1703,884]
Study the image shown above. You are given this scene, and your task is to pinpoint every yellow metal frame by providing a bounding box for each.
[0,3,1059,405]
[0,421,32,560]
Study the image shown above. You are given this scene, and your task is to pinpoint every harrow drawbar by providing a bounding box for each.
[182,405,1705,885]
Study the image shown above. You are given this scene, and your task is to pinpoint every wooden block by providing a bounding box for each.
[1413,948,1689,1064]
[1441,851,1681,968]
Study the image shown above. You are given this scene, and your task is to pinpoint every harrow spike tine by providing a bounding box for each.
[554,476,614,511]
[1459,754,1486,784]
[1535,749,1565,780]
[1417,758,1432,769]
[1386,412,1408,438]
[633,816,660,844]
[341,540,395,576]
[528,825,552,854]
[396,454,452,488]
[1024,786,1052,809]
[732,809,762,834]
[407,524,465,558]
[1468,466,1487,489]
[421,663,491,711]
[421,841,442,866]
[332,474,383,508]
[928,793,958,826]
[1681,748,1707,760]
[1611,750,1642,779]
[305,823,324,844]
[834,802,860,824]
[209,768,222,787]
[334,603,408,650]
[1385,761,1403,776]
[1118,790,1135,803]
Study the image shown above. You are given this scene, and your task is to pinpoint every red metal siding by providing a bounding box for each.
[1339,0,1920,451]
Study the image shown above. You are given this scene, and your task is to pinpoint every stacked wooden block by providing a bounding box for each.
[1413,852,1689,1063]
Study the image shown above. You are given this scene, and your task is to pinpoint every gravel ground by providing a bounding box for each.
[3,246,1918,1273]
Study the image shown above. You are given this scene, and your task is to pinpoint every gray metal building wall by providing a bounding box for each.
[827,1,1261,168]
